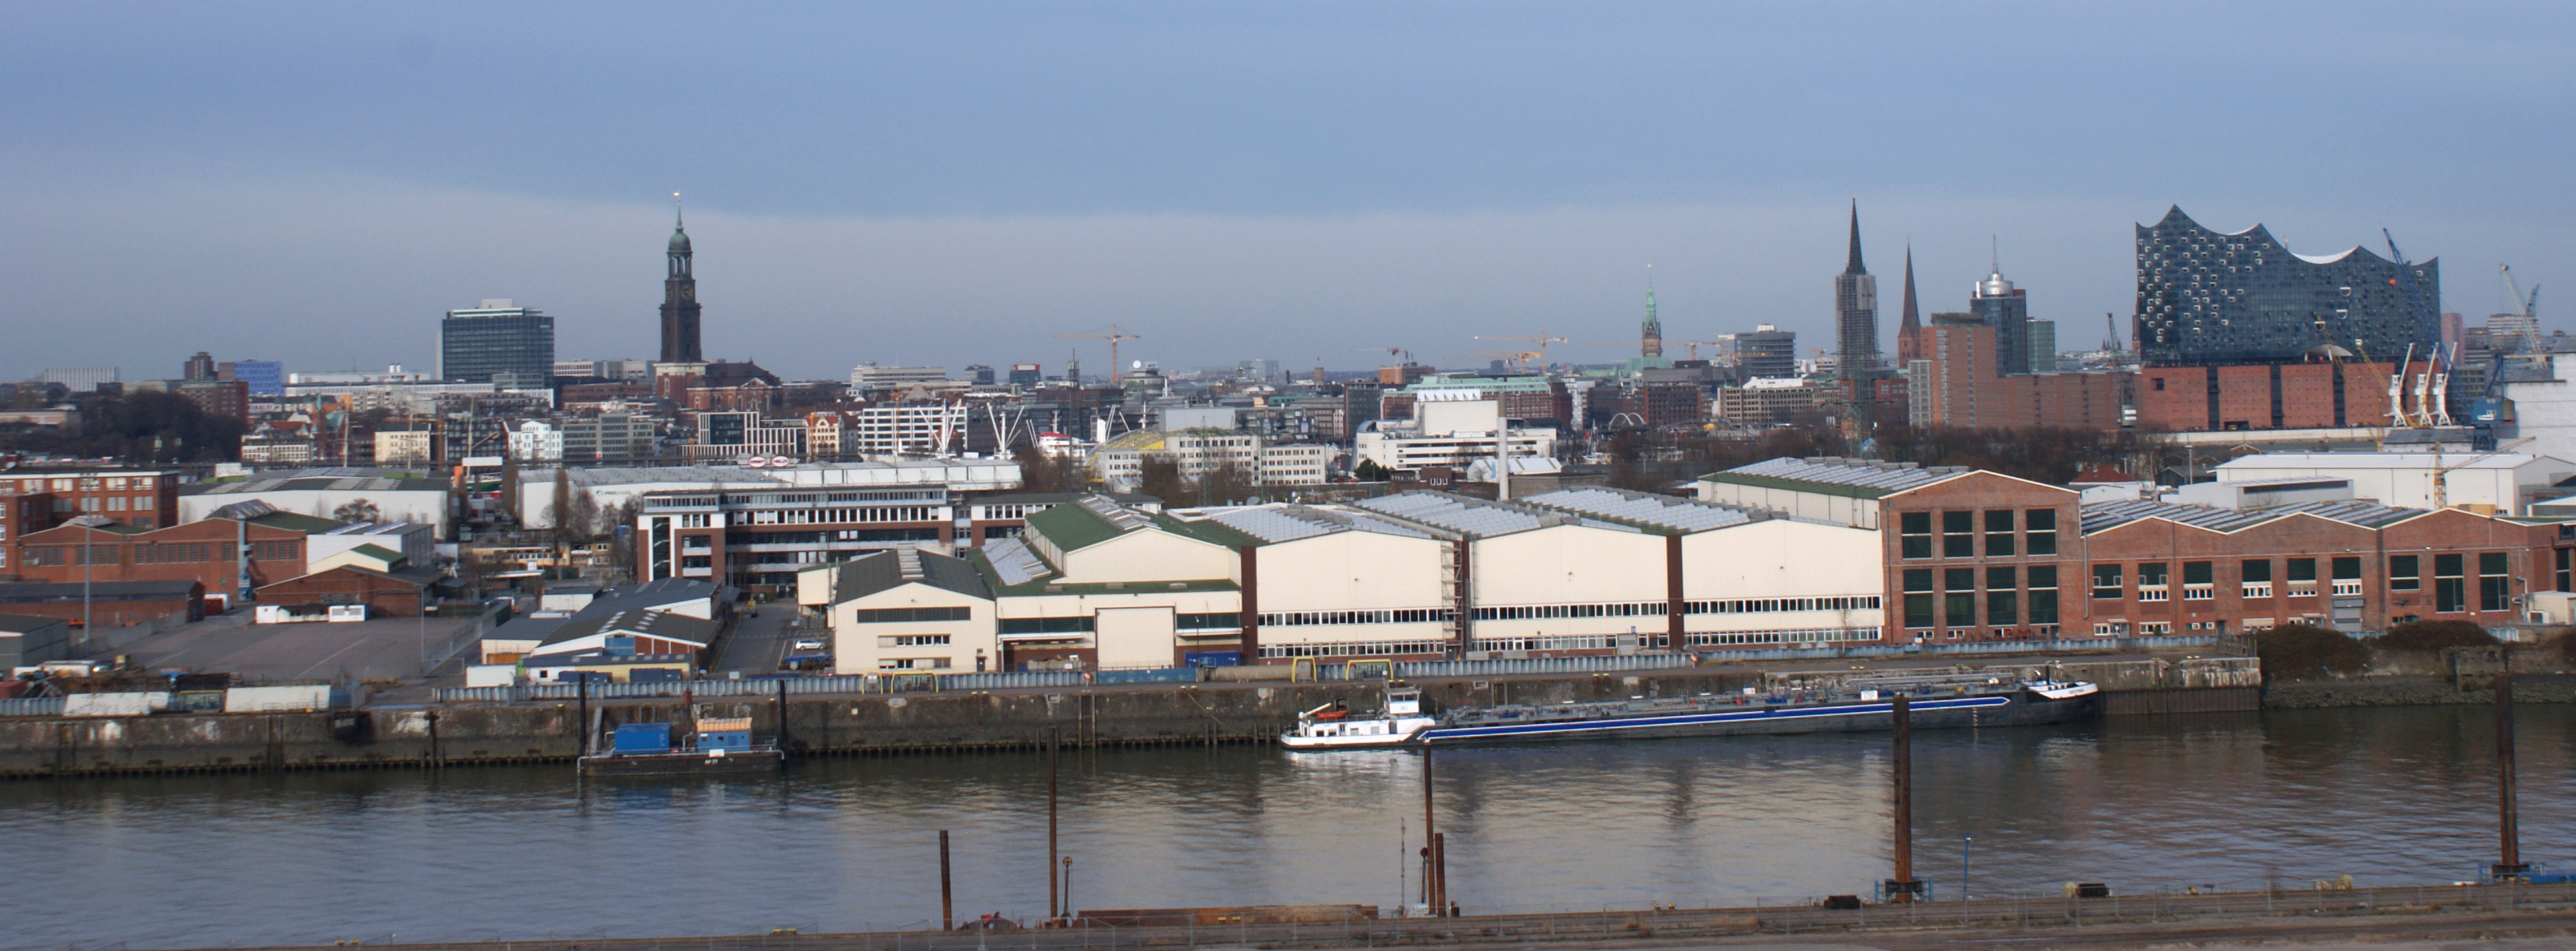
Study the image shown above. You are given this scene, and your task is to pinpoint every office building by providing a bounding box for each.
[1009,364,1043,387]
[1969,265,2032,374]
[965,364,997,386]
[849,364,953,393]
[1903,320,2128,431]
[561,414,658,464]
[2028,320,2057,372]
[1834,203,1880,380]
[182,352,217,382]
[2136,206,2439,366]
[661,204,703,364]
[40,368,119,393]
[226,360,285,398]
[439,300,556,384]
[1736,326,1798,380]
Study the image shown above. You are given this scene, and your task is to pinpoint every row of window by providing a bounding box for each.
[1900,566,2062,629]
[847,607,974,624]
[2089,553,2512,614]
[1898,509,2058,559]
[1259,639,1453,658]
[21,541,296,567]
[1259,608,1455,628]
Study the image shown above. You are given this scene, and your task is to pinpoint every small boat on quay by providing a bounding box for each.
[579,718,786,776]
[1280,672,2099,751]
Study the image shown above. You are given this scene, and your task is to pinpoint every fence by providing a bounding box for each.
[420,607,504,678]
[0,697,65,717]
[1706,634,2231,664]
[1396,653,1697,678]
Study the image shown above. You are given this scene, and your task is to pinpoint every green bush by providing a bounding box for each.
[2257,623,2372,681]
[2377,620,2495,652]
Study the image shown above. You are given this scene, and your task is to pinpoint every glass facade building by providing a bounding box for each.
[439,301,556,384]
[2136,206,2438,366]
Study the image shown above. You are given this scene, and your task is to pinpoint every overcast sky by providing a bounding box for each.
[6,2,2572,382]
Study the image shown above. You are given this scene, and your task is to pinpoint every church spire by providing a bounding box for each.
[1641,265,1663,359]
[1896,245,1922,366]
[1843,200,1867,275]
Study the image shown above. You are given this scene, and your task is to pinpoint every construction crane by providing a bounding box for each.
[1474,349,1544,372]
[2101,313,2124,353]
[2432,436,2533,510]
[1576,338,1732,360]
[1056,324,1142,382]
[2502,263,2542,354]
[1474,329,1569,372]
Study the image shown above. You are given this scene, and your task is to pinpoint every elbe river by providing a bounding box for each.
[5,706,2571,949]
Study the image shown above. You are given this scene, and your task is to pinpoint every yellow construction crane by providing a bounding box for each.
[1474,329,1569,372]
[1474,349,1544,372]
[1577,338,1730,360]
[2432,436,2533,510]
[1057,324,1143,379]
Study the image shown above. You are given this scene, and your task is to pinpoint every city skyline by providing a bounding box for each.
[5,3,2571,380]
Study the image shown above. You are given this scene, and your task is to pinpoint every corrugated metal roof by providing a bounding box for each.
[1354,491,1633,537]
[1191,504,1433,544]
[1709,457,1969,496]
[2216,452,2545,472]
[2080,497,2424,534]
[1518,487,1758,533]
[980,537,1053,587]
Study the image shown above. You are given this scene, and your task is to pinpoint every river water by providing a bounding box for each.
[5,706,2573,950]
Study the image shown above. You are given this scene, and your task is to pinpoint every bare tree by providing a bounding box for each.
[332,497,381,523]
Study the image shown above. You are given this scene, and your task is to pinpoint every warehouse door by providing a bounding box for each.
[1094,607,1178,670]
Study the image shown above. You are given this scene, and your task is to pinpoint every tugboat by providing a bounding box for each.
[1281,683,1438,750]
[1280,672,2098,751]
[579,718,786,776]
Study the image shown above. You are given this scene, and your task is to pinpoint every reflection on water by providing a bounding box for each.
[4,706,2571,949]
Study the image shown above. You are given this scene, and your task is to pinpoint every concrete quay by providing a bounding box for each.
[0,655,2259,777]
[116,881,2576,951]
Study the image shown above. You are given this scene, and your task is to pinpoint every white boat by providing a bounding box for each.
[1281,684,1437,750]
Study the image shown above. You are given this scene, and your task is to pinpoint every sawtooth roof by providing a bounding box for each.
[1517,487,1760,533]
[1699,457,1972,499]
[2080,497,2426,534]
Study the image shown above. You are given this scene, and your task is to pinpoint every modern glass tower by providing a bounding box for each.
[439,300,556,383]
[1969,265,2030,374]
[2136,206,2438,366]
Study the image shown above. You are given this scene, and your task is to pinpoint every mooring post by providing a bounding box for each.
[1422,745,1442,915]
[575,677,589,756]
[2495,665,2526,881]
[940,829,955,931]
[776,678,791,753]
[1432,832,1449,917]
[1888,694,1922,903]
[1048,726,1062,921]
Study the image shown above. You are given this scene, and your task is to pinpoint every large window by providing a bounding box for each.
[2024,509,2057,555]
[2181,561,2213,600]
[2559,549,2573,593]
[2434,553,2466,613]
[1944,567,1976,627]
[1900,511,1932,560]
[2028,565,2059,624]
[2390,555,2420,591]
[2480,552,2510,612]
[1903,569,1935,628]
[1985,510,2015,557]
[2241,559,2273,600]
[1942,511,1974,558]
[2092,564,2122,599]
[1986,566,2018,626]
[2137,562,2169,601]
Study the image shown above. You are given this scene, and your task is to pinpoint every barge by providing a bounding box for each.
[578,717,785,776]
[1283,672,2100,751]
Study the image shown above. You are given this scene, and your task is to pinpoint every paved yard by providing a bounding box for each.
[99,611,486,683]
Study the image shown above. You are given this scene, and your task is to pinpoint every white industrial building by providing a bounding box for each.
[1089,429,1333,490]
[519,459,1024,530]
[1354,395,1556,474]
[180,471,456,536]
[799,547,1000,674]
[2210,451,2576,513]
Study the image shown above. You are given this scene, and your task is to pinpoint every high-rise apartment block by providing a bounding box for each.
[2136,206,2438,366]
[438,299,555,384]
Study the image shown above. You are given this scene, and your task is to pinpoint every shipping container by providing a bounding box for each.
[613,722,673,753]
[63,692,166,717]
[223,684,331,713]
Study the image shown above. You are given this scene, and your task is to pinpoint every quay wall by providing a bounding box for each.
[0,658,2259,777]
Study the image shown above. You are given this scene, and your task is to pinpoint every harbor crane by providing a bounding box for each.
[2384,231,2452,426]
[1473,329,1569,372]
[1057,324,1142,379]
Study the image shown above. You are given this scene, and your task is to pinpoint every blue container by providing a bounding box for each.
[613,722,673,753]
[1094,668,1198,684]
[627,668,685,683]
[698,730,752,752]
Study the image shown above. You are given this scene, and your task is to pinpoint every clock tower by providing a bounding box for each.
[659,194,703,364]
